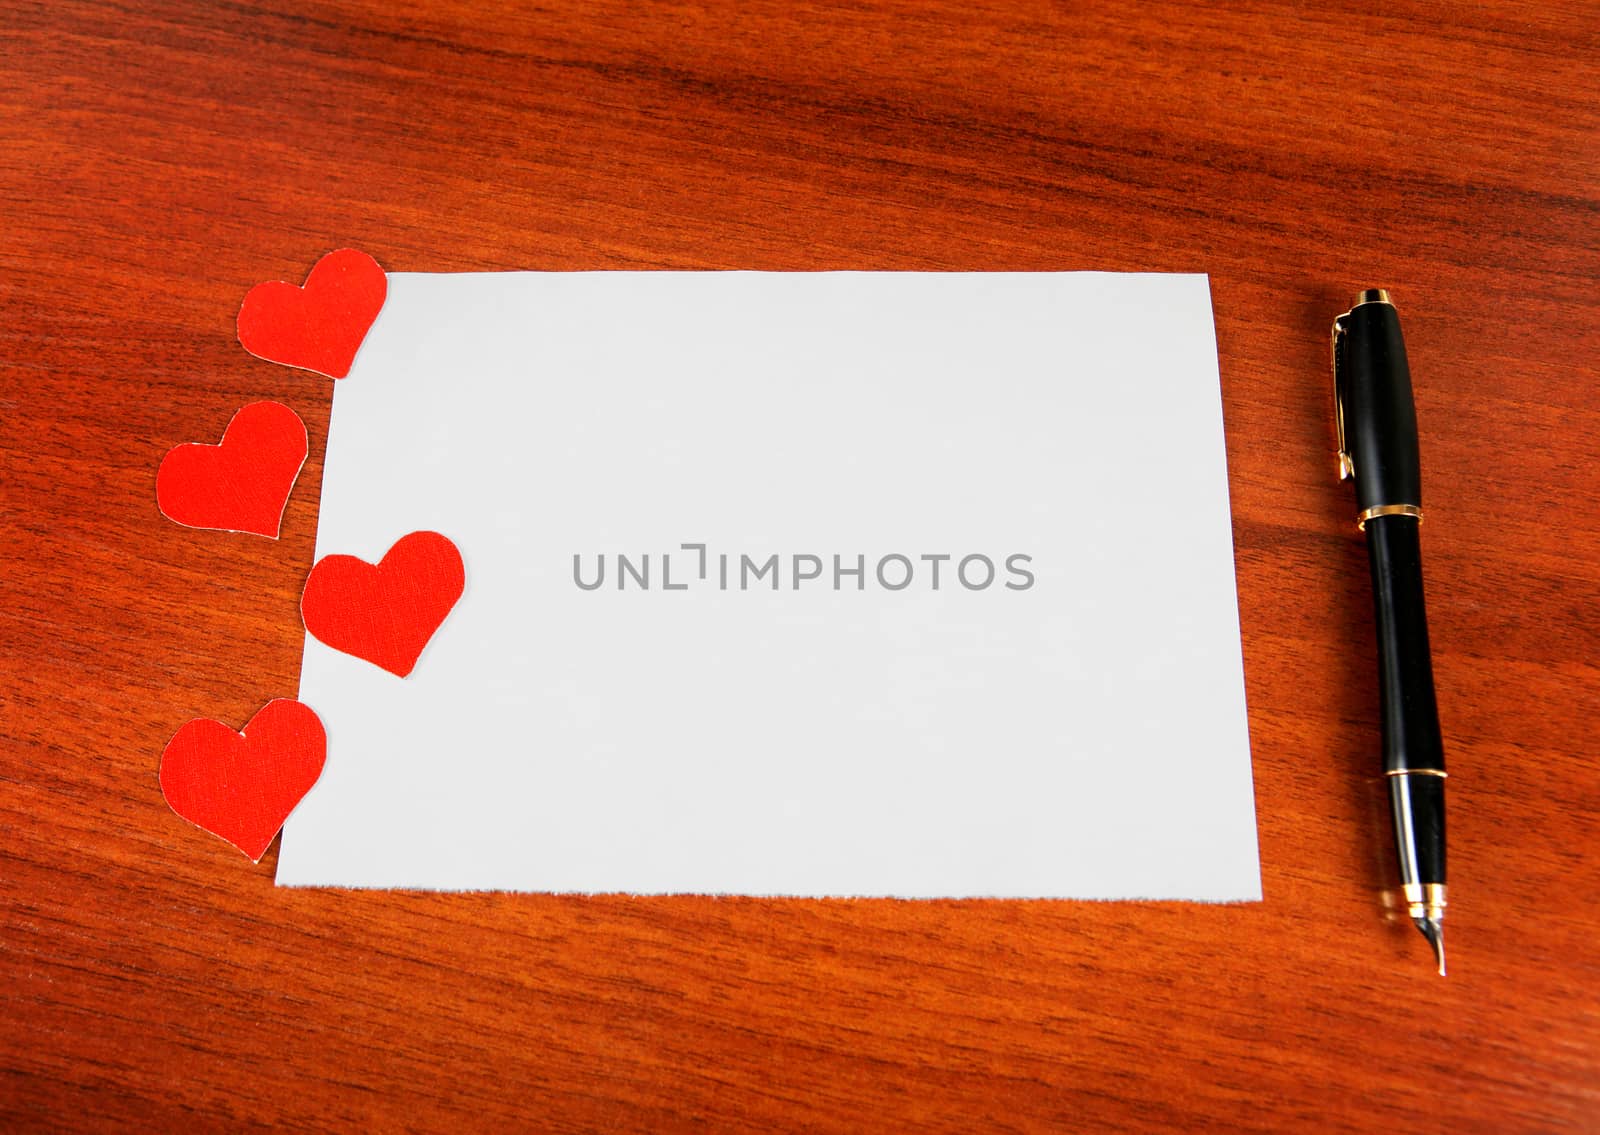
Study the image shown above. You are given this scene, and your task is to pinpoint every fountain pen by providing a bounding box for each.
[1332,290,1448,975]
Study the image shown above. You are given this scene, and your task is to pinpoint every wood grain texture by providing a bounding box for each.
[3,1,1597,1129]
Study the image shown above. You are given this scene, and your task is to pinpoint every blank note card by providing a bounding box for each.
[277,271,1260,899]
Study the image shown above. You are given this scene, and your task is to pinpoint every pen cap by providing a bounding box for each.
[1338,296,1422,512]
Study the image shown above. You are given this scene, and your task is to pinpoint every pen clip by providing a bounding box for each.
[1331,311,1355,481]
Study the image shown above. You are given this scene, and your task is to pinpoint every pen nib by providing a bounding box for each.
[1414,917,1446,976]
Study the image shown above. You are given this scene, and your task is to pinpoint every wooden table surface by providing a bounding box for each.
[4,1,1597,1130]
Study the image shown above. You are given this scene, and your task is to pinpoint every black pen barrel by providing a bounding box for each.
[1365,516,1444,776]
[1366,514,1446,886]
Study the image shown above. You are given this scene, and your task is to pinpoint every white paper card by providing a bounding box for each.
[278,272,1259,899]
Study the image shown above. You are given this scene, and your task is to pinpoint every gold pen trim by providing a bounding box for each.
[1402,882,1447,921]
[1386,768,1447,778]
[1356,503,1422,530]
[1331,316,1354,481]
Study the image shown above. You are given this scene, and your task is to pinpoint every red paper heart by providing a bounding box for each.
[160,699,327,862]
[301,531,465,677]
[156,401,308,537]
[237,248,387,378]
